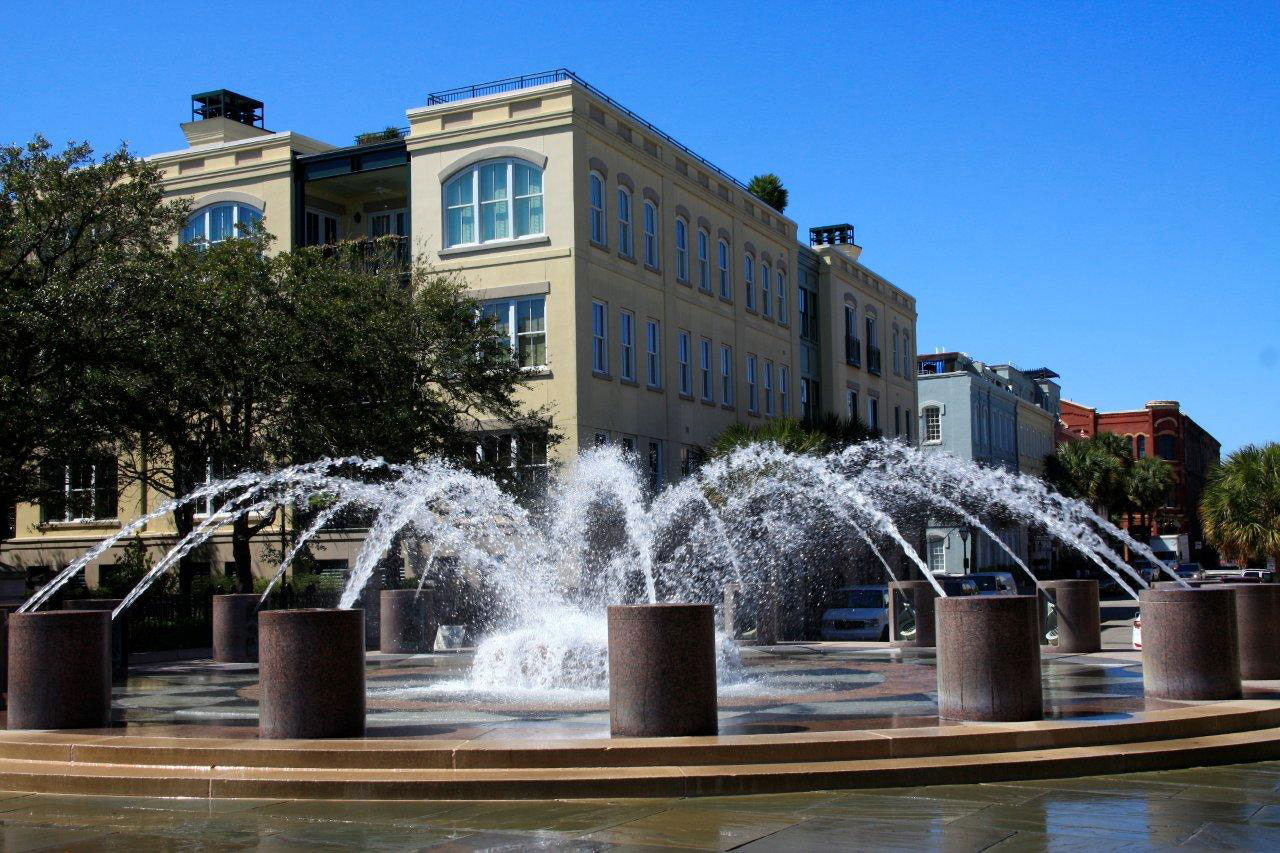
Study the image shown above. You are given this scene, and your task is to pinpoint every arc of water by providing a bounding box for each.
[257,492,359,607]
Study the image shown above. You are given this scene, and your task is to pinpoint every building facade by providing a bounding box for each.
[915,353,1061,575]
[2,73,919,589]
[1059,399,1221,564]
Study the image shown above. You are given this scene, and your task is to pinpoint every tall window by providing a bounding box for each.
[617,188,633,257]
[677,331,691,395]
[892,328,900,375]
[844,306,861,366]
[619,310,636,381]
[717,239,731,299]
[847,389,859,419]
[1136,435,1147,458]
[779,367,790,415]
[761,262,772,317]
[592,301,608,374]
[182,203,261,244]
[40,458,118,523]
[928,538,945,574]
[763,360,774,416]
[699,338,713,401]
[645,320,661,388]
[744,253,756,310]
[589,171,606,245]
[1156,434,1177,461]
[868,396,879,430]
[720,345,734,405]
[443,159,543,248]
[901,333,911,374]
[903,409,912,442]
[894,405,901,435]
[865,314,880,373]
[777,270,787,323]
[642,201,659,267]
[696,229,711,290]
[675,218,689,282]
[746,355,758,413]
[303,209,338,246]
[480,296,546,368]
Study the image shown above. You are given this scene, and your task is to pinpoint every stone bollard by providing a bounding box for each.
[936,595,1043,722]
[889,580,937,647]
[608,604,717,737]
[1038,580,1101,653]
[1140,587,1241,700]
[62,598,128,682]
[213,594,261,663]
[8,610,112,729]
[379,589,437,654]
[1222,584,1280,681]
[0,605,14,709]
[259,609,365,739]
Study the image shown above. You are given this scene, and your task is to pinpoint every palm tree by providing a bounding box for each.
[1127,456,1175,531]
[1201,443,1280,566]
[1045,438,1128,516]
[745,174,788,213]
[708,414,877,459]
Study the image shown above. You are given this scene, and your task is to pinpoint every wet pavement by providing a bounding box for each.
[0,760,1278,849]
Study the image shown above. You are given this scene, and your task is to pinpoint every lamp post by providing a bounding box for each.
[958,526,971,573]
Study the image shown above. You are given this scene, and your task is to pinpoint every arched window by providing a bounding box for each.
[617,187,633,257]
[642,200,658,267]
[901,333,911,374]
[924,406,941,443]
[761,261,772,317]
[588,171,606,245]
[776,268,787,322]
[674,217,689,282]
[181,203,261,245]
[443,159,543,248]
[892,326,900,375]
[717,239,730,299]
[1136,435,1146,458]
[743,253,755,310]
[697,228,710,290]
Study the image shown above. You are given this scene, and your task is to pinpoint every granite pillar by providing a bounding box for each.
[212,594,260,663]
[1140,587,1241,700]
[889,580,937,647]
[936,595,1043,722]
[258,609,365,739]
[1038,580,1101,653]
[1222,584,1280,681]
[608,604,717,737]
[62,598,127,682]
[379,589,436,654]
[8,610,112,729]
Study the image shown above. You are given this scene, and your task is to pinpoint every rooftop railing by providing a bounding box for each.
[425,69,781,215]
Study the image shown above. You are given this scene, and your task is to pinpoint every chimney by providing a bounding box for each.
[182,90,270,147]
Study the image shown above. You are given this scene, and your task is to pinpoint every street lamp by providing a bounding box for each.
[958,527,971,573]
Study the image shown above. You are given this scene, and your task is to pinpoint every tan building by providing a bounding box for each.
[2,73,920,586]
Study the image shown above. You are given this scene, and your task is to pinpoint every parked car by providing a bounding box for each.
[1176,563,1205,580]
[967,572,1018,596]
[820,585,890,641]
[1244,569,1277,583]
[939,576,980,596]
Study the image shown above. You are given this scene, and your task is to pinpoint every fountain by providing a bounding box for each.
[14,440,1212,733]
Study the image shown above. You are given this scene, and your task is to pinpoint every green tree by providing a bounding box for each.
[1045,436,1129,517]
[1201,443,1280,566]
[0,135,184,516]
[1127,456,1175,531]
[745,173,788,213]
[708,413,877,459]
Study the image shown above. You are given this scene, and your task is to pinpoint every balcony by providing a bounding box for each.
[845,336,862,368]
[867,346,882,375]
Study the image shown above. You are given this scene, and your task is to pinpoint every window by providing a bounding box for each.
[894,406,901,436]
[1156,434,1177,461]
[746,355,759,413]
[303,209,338,246]
[928,538,946,574]
[677,331,691,395]
[868,396,879,430]
[865,314,881,373]
[892,328,900,375]
[619,310,636,382]
[481,296,546,368]
[904,409,911,442]
[592,301,608,374]
[192,459,233,517]
[699,338,713,401]
[1136,435,1147,458]
[589,171,606,245]
[847,389,859,419]
[648,440,664,492]
[478,433,550,493]
[720,345,734,405]
[443,159,543,248]
[777,270,787,323]
[645,320,661,388]
[801,378,814,421]
[40,458,118,523]
[182,203,261,244]
[761,262,772,317]
[799,287,818,341]
[675,218,689,282]
[844,306,861,366]
[779,366,790,415]
[744,254,756,310]
[642,201,658,267]
[764,360,774,416]
[901,334,911,375]
[717,239,731,299]
[617,187,633,257]
[695,229,711,290]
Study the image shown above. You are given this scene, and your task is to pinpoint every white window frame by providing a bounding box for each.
[592,300,609,374]
[674,218,689,282]
[746,354,759,413]
[717,239,731,299]
[744,253,756,311]
[720,344,734,406]
[481,296,547,369]
[617,187,633,257]
[182,203,261,245]
[777,270,787,323]
[699,338,713,401]
[697,229,711,291]
[764,360,774,416]
[645,319,661,388]
[589,171,606,245]
[303,207,338,246]
[442,158,544,248]
[892,327,900,375]
[642,201,659,268]
[779,366,790,415]
[868,396,879,430]
[928,537,946,574]
[45,459,118,523]
[761,262,772,318]
[619,310,636,382]
[677,330,691,395]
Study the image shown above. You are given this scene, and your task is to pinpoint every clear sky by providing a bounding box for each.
[2,1,1276,453]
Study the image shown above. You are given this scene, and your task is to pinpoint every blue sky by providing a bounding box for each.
[3,1,1276,453]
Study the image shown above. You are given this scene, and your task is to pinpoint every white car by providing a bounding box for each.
[821,585,890,641]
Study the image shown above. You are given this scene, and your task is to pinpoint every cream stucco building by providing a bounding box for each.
[2,72,920,588]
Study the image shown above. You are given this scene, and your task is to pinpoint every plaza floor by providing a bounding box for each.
[0,760,1278,849]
